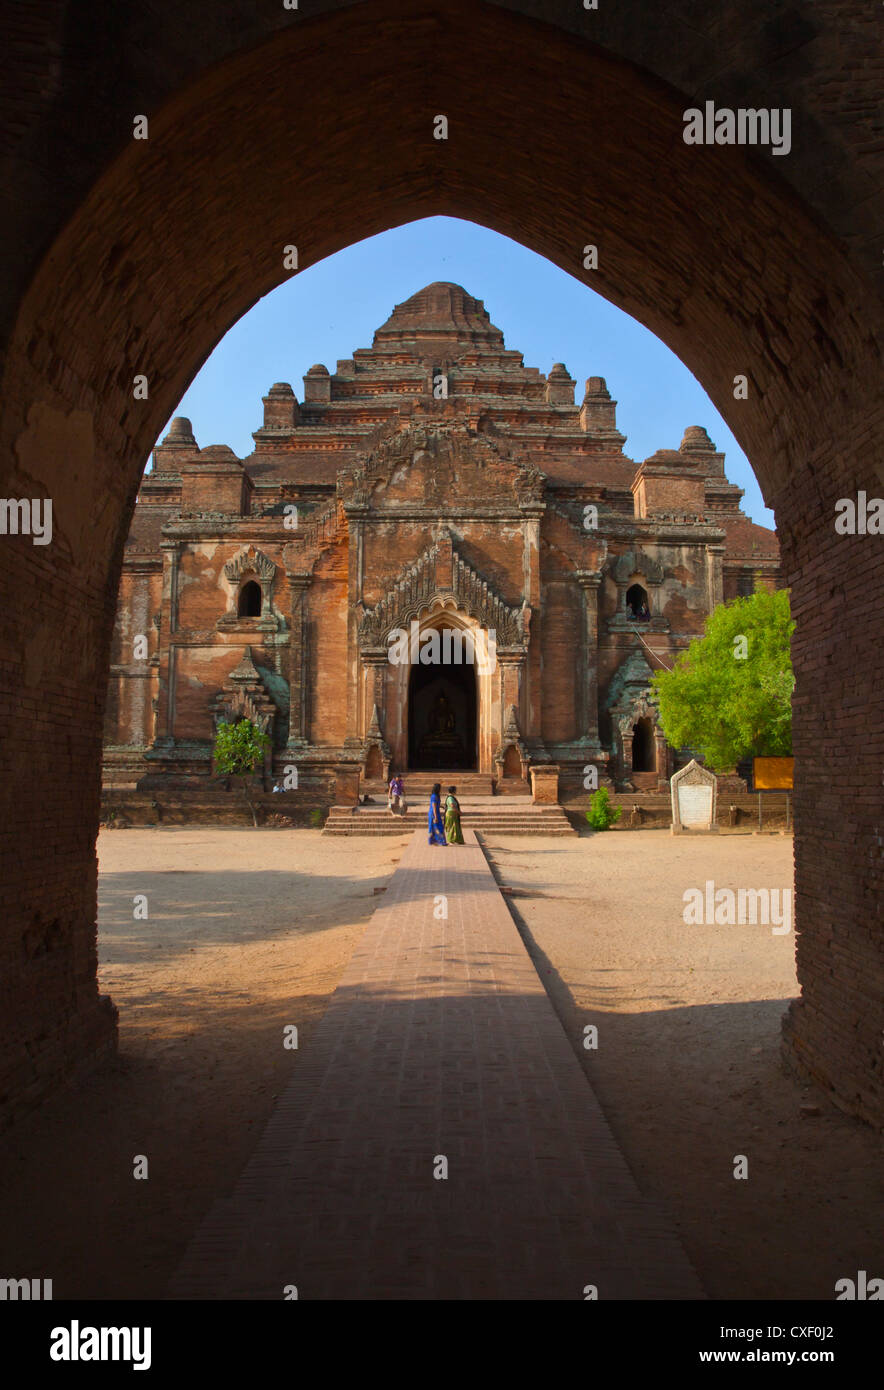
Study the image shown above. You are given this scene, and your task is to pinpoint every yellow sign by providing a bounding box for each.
[753,756,794,791]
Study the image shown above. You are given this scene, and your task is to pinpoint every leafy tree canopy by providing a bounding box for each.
[214,719,271,826]
[214,718,271,777]
[651,586,794,773]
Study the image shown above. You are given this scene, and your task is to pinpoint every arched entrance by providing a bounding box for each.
[380,607,496,774]
[1,0,880,1127]
[631,717,655,774]
[408,657,477,770]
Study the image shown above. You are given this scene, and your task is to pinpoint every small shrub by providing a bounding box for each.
[586,786,622,831]
[309,808,324,828]
[213,718,270,826]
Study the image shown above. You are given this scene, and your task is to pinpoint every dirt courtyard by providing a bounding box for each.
[482,828,884,1300]
[0,828,407,1299]
[1,825,880,1300]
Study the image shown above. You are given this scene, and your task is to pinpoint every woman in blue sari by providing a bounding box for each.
[428,782,447,845]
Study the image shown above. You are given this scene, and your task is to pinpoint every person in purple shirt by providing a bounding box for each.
[388,773,405,815]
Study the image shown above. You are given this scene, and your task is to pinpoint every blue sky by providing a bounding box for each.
[159,216,775,529]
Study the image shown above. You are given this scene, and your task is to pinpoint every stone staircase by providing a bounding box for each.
[324,796,574,836]
[361,772,508,798]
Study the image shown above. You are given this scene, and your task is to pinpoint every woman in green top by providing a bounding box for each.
[444,785,464,844]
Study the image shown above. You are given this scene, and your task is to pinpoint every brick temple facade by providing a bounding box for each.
[103,282,780,802]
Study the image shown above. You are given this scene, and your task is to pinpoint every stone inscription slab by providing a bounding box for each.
[677,783,713,829]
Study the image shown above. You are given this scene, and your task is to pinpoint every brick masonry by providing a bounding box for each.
[104,284,780,796]
[0,0,880,1130]
[168,829,704,1299]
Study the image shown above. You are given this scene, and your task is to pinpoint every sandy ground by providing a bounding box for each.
[0,828,409,1299]
[1,825,881,1301]
[481,828,884,1300]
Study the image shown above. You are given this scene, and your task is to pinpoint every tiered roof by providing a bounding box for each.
[236,281,637,491]
[133,282,777,559]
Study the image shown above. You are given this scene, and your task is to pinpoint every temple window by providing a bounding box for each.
[626,583,650,621]
[238,580,262,617]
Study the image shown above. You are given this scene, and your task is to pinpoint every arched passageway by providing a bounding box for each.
[0,0,880,1126]
[631,718,656,774]
[408,656,478,771]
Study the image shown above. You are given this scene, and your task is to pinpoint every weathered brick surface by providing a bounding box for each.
[778,436,884,1129]
[107,290,778,789]
[0,0,880,1128]
[169,829,703,1299]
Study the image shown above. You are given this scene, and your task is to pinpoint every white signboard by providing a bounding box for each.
[670,758,718,833]
[678,783,713,829]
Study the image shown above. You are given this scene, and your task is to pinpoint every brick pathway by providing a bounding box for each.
[169,830,703,1299]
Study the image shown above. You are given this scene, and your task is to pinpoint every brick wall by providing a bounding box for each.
[0,0,880,1127]
[779,425,884,1128]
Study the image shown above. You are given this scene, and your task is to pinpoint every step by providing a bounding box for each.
[325,813,569,825]
[323,806,576,836]
[323,826,576,836]
[325,811,566,817]
[362,775,496,795]
[334,806,561,811]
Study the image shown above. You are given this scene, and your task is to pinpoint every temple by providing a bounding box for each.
[103,282,780,801]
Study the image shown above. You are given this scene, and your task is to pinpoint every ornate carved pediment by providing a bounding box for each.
[224,545,276,586]
[217,545,281,628]
[211,646,278,735]
[494,705,528,774]
[364,703,391,760]
[608,648,655,692]
[612,548,664,585]
[615,694,659,736]
[357,530,526,648]
[606,649,660,733]
[337,419,546,512]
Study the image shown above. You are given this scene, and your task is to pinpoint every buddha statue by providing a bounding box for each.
[430,693,455,734]
[418,691,465,767]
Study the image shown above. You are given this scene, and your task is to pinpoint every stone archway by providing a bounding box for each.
[631,717,656,774]
[0,0,880,1127]
[407,648,478,771]
[615,692,664,789]
[382,605,499,776]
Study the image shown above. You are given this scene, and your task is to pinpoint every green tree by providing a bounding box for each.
[213,718,271,826]
[651,587,794,773]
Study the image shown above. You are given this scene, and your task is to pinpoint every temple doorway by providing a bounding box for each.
[408,653,477,770]
[631,716,656,773]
